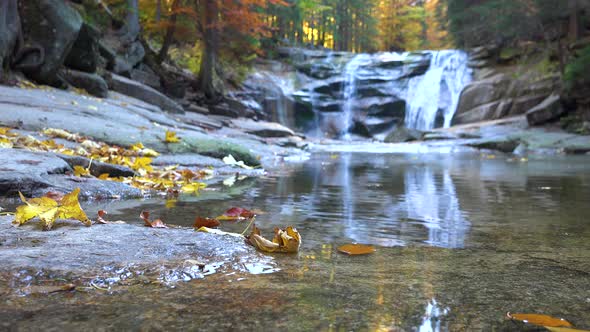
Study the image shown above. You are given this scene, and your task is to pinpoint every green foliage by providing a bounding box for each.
[565,45,590,90]
[169,43,202,75]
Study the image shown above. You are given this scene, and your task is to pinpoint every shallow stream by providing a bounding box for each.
[3,151,590,331]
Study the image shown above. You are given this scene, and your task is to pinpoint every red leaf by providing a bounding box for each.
[225,207,256,219]
[194,216,220,228]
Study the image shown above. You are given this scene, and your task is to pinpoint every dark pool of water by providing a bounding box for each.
[3,152,590,331]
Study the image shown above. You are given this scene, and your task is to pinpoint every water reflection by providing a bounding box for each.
[273,153,471,248]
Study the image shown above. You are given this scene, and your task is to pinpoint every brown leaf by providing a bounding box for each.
[337,244,376,255]
[140,210,168,228]
[194,216,220,229]
[507,312,573,328]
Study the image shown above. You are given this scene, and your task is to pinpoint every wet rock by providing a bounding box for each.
[109,73,184,114]
[18,0,83,86]
[312,77,344,96]
[55,154,135,178]
[130,66,161,90]
[358,97,406,119]
[230,119,295,138]
[225,97,259,119]
[354,117,399,137]
[62,69,108,98]
[468,138,520,153]
[508,94,549,116]
[0,0,20,71]
[0,216,273,276]
[526,94,564,126]
[0,148,70,197]
[64,23,100,73]
[209,103,240,118]
[422,132,459,141]
[384,126,423,143]
[398,53,431,79]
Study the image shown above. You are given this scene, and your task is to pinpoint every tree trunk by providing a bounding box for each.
[568,0,580,42]
[123,0,141,42]
[198,0,220,100]
[156,0,162,22]
[157,0,179,63]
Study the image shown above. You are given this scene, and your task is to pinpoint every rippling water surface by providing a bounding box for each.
[4,152,590,331]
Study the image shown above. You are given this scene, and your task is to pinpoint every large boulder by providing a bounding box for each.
[0,0,20,73]
[17,0,83,86]
[109,73,184,114]
[64,23,100,73]
[526,94,564,126]
[63,69,108,98]
[384,126,423,143]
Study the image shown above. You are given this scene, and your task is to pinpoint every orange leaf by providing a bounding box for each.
[507,312,573,328]
[194,216,220,228]
[337,244,376,255]
[140,211,168,228]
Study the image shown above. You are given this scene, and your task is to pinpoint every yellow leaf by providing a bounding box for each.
[131,142,160,157]
[73,165,90,177]
[0,137,13,148]
[130,157,153,173]
[14,193,58,226]
[57,188,91,227]
[13,188,90,230]
[181,182,207,194]
[98,173,110,180]
[545,328,590,332]
[165,130,181,143]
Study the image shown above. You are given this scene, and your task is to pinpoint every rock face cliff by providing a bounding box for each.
[452,43,589,129]
[243,47,471,139]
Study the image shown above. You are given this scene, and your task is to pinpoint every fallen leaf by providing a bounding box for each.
[223,154,254,170]
[338,244,375,255]
[165,130,181,143]
[14,188,90,230]
[246,225,301,253]
[217,207,257,221]
[98,173,110,180]
[223,175,237,187]
[73,165,91,177]
[194,217,220,228]
[507,313,573,328]
[181,182,207,194]
[139,211,168,228]
[96,210,126,224]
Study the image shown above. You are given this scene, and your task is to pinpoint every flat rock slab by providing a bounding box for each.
[109,74,184,114]
[0,216,275,278]
[0,148,142,199]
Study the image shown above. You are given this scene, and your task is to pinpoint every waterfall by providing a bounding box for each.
[341,54,371,139]
[404,50,471,130]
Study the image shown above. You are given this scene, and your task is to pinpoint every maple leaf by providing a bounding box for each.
[165,130,181,143]
[246,225,301,253]
[14,188,90,230]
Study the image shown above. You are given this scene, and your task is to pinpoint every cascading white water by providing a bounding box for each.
[341,54,371,139]
[404,50,471,130]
